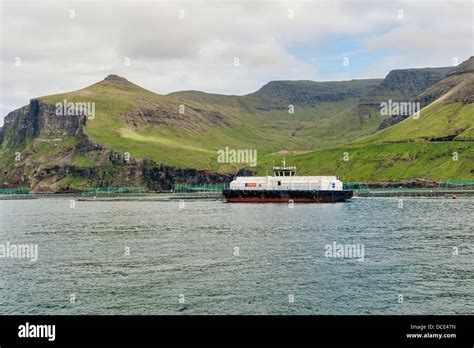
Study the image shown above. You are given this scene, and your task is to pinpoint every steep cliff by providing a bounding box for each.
[242,79,383,110]
[359,57,474,143]
[417,57,474,105]
[358,67,452,128]
[0,97,231,192]
[2,99,87,147]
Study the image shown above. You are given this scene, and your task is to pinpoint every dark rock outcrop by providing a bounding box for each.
[416,57,474,106]
[358,67,453,128]
[244,79,383,110]
[365,179,439,188]
[0,98,233,192]
[1,99,87,148]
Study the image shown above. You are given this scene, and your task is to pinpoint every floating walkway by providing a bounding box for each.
[77,185,224,201]
[77,192,223,202]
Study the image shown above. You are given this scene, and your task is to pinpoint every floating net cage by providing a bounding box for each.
[172,183,229,193]
[439,180,474,189]
[343,182,370,191]
[82,187,146,196]
[0,188,33,196]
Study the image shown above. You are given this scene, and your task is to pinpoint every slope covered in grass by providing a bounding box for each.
[357,101,474,143]
[357,58,474,144]
[256,142,473,181]
[39,75,386,171]
[3,57,472,188]
[277,58,474,181]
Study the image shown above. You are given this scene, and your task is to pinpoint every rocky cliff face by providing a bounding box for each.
[2,99,88,146]
[378,67,452,100]
[25,156,232,193]
[244,79,383,110]
[417,57,474,106]
[358,67,452,128]
[0,99,233,192]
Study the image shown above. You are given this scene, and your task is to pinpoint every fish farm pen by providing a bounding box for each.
[2,180,473,201]
[438,180,474,189]
[0,188,35,200]
[344,180,474,197]
[172,183,230,193]
[82,187,146,197]
[170,183,229,200]
[76,184,227,201]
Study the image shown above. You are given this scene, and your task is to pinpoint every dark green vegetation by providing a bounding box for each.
[1,58,473,191]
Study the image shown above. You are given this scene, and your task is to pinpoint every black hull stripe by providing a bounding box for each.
[222,189,353,202]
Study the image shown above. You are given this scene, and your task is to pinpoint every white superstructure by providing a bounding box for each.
[229,160,343,191]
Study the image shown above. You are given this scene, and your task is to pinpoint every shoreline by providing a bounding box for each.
[1,178,473,194]
[1,188,473,201]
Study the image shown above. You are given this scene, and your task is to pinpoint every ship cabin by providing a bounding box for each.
[228,159,344,191]
[273,167,296,176]
[272,159,296,177]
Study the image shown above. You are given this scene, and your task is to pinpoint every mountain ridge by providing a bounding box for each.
[1,58,472,192]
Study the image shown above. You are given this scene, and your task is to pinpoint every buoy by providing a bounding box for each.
[452,194,457,199]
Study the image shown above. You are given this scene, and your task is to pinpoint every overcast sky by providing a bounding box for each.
[0,0,473,125]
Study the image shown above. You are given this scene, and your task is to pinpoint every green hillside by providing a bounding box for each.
[2,58,472,191]
[275,58,474,181]
[39,75,385,172]
[357,101,473,143]
[256,142,473,181]
[357,59,474,144]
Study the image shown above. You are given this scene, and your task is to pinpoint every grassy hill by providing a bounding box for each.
[272,58,474,181]
[1,58,472,191]
[39,75,385,172]
[255,142,473,181]
[357,58,474,144]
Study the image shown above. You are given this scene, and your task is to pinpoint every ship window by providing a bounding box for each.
[278,181,281,186]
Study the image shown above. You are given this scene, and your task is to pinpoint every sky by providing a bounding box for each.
[0,0,473,125]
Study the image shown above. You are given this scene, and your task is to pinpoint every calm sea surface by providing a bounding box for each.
[0,196,472,314]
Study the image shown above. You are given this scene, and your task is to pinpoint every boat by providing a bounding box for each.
[222,160,353,203]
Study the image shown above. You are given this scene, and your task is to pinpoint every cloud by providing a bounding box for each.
[0,0,472,124]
